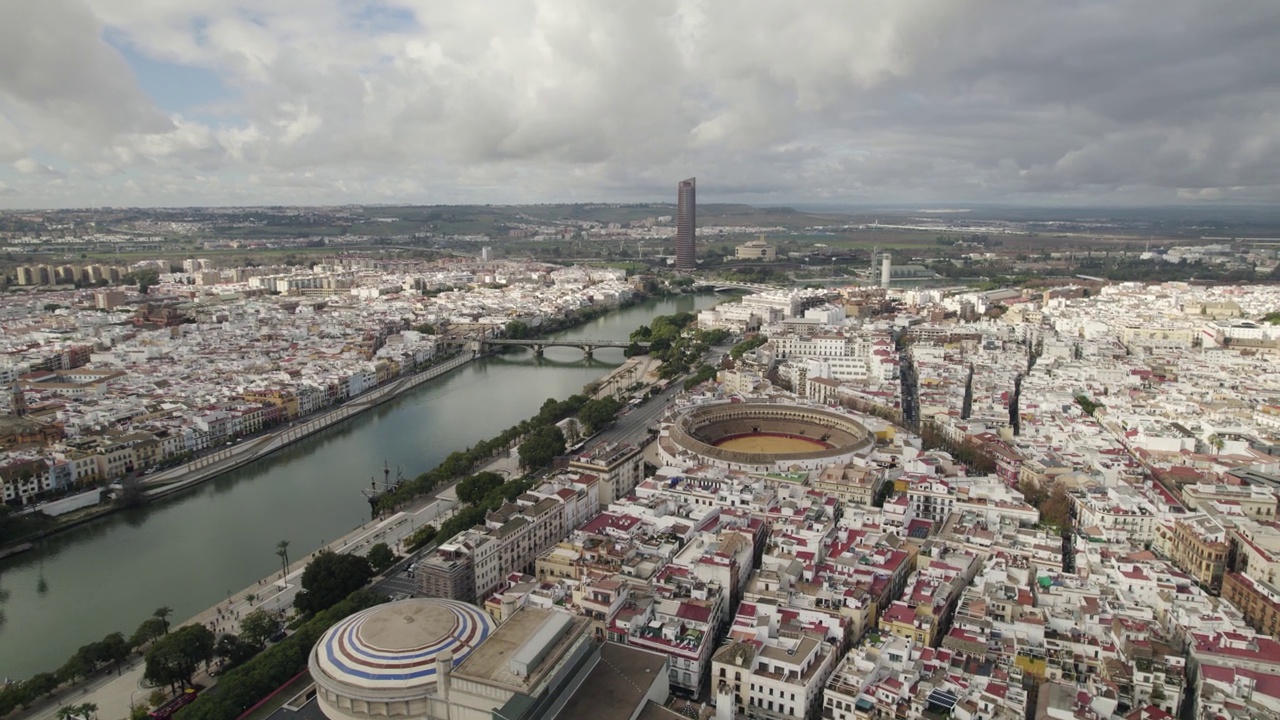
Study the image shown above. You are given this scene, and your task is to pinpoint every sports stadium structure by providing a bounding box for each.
[657,401,875,473]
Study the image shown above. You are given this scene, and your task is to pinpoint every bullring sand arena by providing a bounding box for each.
[713,433,829,454]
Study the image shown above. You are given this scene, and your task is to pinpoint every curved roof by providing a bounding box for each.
[311,598,495,695]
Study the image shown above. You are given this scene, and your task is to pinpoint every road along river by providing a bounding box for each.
[0,292,725,679]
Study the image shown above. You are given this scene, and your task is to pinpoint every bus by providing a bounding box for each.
[148,688,200,720]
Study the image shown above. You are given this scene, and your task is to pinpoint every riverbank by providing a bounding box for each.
[9,490,466,720]
[0,292,728,683]
[6,351,649,720]
[0,353,475,555]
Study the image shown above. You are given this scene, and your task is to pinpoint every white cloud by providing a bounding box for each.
[0,0,1276,207]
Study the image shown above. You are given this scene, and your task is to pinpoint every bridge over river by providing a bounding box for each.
[482,338,649,357]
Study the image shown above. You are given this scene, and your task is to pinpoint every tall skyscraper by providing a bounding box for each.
[675,177,697,270]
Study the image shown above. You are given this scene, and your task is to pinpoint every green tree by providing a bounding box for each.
[98,632,131,676]
[577,397,623,435]
[294,551,374,616]
[238,610,277,650]
[456,472,504,505]
[213,633,258,669]
[518,425,565,471]
[504,320,532,339]
[153,606,174,634]
[367,543,396,572]
[58,646,96,683]
[144,625,215,690]
[26,672,58,699]
[405,524,438,552]
[275,540,290,579]
[729,335,767,360]
[1074,395,1102,416]
[58,703,98,720]
[135,267,160,295]
[173,590,384,720]
[131,617,168,649]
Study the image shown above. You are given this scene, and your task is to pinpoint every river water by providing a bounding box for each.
[0,293,723,679]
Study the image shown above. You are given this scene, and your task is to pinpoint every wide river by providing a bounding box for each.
[0,292,723,679]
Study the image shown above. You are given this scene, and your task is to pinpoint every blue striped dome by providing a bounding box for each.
[312,598,495,693]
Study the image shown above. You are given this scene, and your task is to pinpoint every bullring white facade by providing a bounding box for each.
[657,400,875,473]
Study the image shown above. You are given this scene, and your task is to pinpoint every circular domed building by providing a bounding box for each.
[309,598,495,720]
[658,400,875,473]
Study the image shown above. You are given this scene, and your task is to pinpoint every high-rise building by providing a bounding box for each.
[880,253,892,289]
[675,177,697,270]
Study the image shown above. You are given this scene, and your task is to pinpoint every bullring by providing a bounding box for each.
[658,401,875,473]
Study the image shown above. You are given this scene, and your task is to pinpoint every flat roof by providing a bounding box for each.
[266,697,329,720]
[553,643,668,720]
[454,607,588,692]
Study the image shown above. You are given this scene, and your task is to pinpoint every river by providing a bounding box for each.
[0,292,724,680]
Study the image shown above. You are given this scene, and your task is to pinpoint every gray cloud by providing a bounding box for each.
[0,0,1277,207]
[0,0,171,164]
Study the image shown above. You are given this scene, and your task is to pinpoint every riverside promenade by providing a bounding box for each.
[143,352,475,501]
[15,490,463,720]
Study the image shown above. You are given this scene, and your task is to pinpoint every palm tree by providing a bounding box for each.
[76,703,98,720]
[153,606,173,634]
[276,540,290,579]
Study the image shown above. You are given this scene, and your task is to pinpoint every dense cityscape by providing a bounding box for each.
[0,186,1276,720]
[4,2,1280,720]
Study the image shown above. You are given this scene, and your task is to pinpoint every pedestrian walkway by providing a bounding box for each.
[13,504,439,720]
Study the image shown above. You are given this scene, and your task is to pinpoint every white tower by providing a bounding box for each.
[880,253,892,289]
[715,678,736,720]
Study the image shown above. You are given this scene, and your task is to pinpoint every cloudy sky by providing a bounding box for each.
[0,0,1277,209]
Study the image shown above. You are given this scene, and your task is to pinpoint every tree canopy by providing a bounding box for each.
[176,590,385,720]
[144,625,215,690]
[404,524,438,552]
[130,617,168,649]
[504,320,533,339]
[456,472,504,505]
[294,551,373,616]
[729,335,767,360]
[518,425,565,470]
[213,634,258,669]
[577,397,622,435]
[366,543,397,572]
[239,609,278,649]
